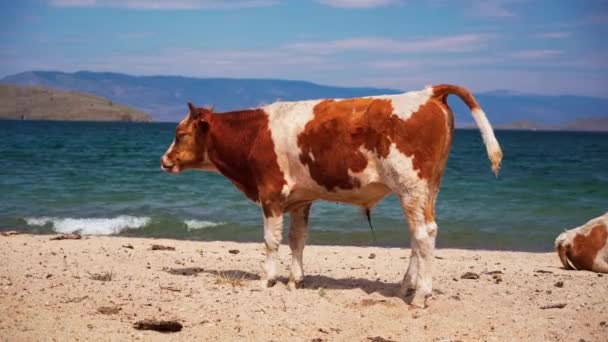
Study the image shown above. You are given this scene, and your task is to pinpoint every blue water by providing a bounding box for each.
[1,120,606,251]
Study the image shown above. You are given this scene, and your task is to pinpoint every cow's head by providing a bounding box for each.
[161,102,216,173]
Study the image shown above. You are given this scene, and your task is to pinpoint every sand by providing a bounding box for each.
[1,234,606,341]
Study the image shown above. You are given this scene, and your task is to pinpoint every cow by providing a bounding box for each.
[555,213,608,273]
[160,84,503,307]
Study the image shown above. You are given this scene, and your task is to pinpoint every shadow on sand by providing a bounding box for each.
[173,267,407,301]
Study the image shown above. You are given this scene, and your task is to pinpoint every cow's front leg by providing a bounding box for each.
[288,203,311,290]
[261,208,284,287]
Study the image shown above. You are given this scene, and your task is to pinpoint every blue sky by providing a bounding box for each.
[1,0,607,96]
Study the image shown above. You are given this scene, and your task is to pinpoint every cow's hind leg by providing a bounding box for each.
[288,203,311,290]
[261,208,283,287]
[398,193,438,308]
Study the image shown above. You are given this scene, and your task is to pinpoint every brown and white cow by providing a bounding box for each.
[555,213,608,273]
[161,84,503,307]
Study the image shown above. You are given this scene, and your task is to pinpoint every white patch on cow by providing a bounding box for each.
[281,184,291,197]
[594,244,608,273]
[378,143,428,197]
[369,86,433,121]
[162,140,175,159]
[264,99,323,194]
[554,230,572,249]
[347,147,382,185]
[262,213,283,282]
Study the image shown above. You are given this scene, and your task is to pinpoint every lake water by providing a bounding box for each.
[1,120,606,251]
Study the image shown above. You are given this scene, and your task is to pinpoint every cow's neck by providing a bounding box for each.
[206,109,267,202]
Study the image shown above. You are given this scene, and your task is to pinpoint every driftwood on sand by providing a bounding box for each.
[50,233,82,240]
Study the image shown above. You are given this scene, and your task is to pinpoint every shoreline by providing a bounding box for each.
[1,234,606,341]
[0,228,559,253]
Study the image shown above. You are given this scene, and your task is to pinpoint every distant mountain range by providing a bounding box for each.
[495,117,608,132]
[1,71,398,122]
[2,71,608,130]
[0,84,150,122]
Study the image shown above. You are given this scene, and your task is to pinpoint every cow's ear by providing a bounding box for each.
[188,102,198,119]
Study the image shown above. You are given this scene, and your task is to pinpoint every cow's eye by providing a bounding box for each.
[176,133,187,142]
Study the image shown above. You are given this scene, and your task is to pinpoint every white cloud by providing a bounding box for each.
[315,0,402,8]
[285,34,493,54]
[48,0,279,9]
[370,56,499,69]
[509,49,563,59]
[429,0,521,18]
[470,2,514,17]
[51,0,407,9]
[537,31,571,39]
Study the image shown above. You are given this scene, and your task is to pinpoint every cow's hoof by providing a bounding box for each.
[398,285,415,298]
[260,279,277,288]
[409,293,429,309]
[287,279,303,291]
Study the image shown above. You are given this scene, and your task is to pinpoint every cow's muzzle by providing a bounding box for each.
[160,156,177,173]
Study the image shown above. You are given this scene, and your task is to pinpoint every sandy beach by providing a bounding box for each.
[1,234,606,341]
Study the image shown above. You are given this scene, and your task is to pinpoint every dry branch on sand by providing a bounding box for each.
[214,271,246,287]
[50,233,81,240]
[88,271,113,282]
[133,319,182,332]
[151,244,175,251]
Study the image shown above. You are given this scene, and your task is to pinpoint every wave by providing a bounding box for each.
[25,215,151,235]
[184,219,225,230]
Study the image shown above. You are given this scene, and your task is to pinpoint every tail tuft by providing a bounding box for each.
[490,149,503,177]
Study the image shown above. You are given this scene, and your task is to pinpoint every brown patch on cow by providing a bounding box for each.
[297,98,385,191]
[206,109,286,213]
[567,224,608,271]
[297,97,452,192]
[423,202,435,224]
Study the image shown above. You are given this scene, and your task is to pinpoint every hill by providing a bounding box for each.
[2,71,608,127]
[0,84,150,122]
[1,71,399,122]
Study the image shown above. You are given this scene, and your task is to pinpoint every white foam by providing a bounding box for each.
[184,219,224,230]
[25,215,151,235]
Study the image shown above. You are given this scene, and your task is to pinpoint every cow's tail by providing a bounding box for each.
[432,84,503,176]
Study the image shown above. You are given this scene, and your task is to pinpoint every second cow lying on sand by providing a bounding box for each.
[556,213,608,273]
[160,84,503,308]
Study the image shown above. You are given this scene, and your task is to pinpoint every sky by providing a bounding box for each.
[1,0,607,97]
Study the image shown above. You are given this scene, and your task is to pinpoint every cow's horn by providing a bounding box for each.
[188,102,197,118]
